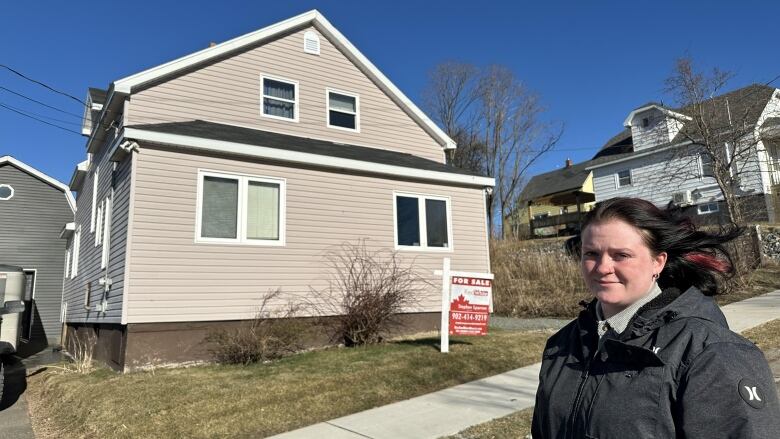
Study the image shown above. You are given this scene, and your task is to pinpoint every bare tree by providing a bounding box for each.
[477,66,563,238]
[422,61,486,174]
[423,62,563,238]
[664,56,769,227]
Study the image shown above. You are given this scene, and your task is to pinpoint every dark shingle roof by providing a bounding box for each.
[126,120,484,177]
[88,88,108,106]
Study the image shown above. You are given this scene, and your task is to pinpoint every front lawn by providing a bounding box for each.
[26,329,550,439]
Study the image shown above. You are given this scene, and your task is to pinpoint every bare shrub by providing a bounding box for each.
[207,289,308,365]
[310,240,427,346]
[54,330,96,374]
[491,239,590,318]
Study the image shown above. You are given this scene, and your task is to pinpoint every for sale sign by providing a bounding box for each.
[449,276,492,336]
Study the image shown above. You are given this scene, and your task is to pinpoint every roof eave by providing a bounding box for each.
[123,127,492,187]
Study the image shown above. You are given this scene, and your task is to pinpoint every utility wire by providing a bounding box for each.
[0,86,83,118]
[0,103,82,135]
[0,64,86,107]
[0,101,81,126]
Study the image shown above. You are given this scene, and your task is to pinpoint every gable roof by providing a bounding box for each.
[110,10,456,151]
[0,156,76,212]
[124,120,494,187]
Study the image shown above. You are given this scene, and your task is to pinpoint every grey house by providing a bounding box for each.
[0,156,75,354]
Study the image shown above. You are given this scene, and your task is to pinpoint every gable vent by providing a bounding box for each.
[303,31,320,55]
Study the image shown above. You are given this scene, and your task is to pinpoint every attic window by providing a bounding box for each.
[261,76,298,121]
[0,184,14,200]
[303,31,320,55]
[641,117,650,128]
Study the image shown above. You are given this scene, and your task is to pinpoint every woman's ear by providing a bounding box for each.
[654,251,668,273]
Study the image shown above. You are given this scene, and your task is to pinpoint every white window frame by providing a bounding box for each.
[697,202,720,215]
[0,184,14,200]
[64,247,71,279]
[95,200,104,247]
[615,169,633,188]
[195,169,286,246]
[90,165,99,232]
[260,74,299,123]
[71,225,81,278]
[698,154,715,180]
[326,88,360,132]
[393,191,454,252]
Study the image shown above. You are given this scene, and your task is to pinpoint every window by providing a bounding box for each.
[197,170,285,245]
[261,76,298,121]
[0,184,13,200]
[64,248,71,279]
[327,89,359,131]
[700,154,715,178]
[394,193,452,250]
[616,169,632,188]
[697,202,719,215]
[20,270,35,342]
[95,200,104,247]
[91,166,99,232]
[641,117,650,128]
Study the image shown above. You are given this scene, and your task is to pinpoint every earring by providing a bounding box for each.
[652,273,659,280]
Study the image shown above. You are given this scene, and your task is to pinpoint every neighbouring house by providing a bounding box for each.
[0,156,75,355]
[516,84,780,236]
[62,10,494,371]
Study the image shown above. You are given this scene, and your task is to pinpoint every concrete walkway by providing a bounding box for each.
[271,290,780,439]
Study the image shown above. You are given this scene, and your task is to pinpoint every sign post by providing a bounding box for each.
[436,259,493,353]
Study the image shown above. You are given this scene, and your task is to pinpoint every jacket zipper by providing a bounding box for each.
[567,359,592,439]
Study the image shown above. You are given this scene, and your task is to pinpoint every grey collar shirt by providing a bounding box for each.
[596,282,662,338]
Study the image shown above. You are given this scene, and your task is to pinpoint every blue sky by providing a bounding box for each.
[3,0,780,185]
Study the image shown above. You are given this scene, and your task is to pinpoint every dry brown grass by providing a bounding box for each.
[444,407,534,439]
[491,239,590,318]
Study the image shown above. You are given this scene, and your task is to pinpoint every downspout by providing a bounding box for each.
[98,140,138,313]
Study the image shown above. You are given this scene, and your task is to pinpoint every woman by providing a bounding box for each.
[531,197,780,439]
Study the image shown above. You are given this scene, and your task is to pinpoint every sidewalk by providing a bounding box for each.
[271,290,780,439]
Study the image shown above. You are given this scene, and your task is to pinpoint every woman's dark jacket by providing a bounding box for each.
[531,287,780,438]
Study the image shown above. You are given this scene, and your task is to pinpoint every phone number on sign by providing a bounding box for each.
[450,312,488,322]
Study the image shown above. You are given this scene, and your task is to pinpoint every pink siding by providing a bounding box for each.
[125,146,490,323]
[127,26,445,162]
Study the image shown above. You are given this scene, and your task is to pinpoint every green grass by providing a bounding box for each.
[27,329,550,439]
[443,408,533,439]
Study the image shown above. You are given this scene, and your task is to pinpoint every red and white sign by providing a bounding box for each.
[449,276,492,336]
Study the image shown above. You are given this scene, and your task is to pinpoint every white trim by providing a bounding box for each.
[0,156,75,212]
[0,184,14,200]
[623,104,692,127]
[91,165,99,233]
[393,191,454,252]
[120,148,138,325]
[101,196,111,269]
[326,88,360,132]
[124,128,494,188]
[586,141,693,171]
[195,169,286,246]
[110,10,456,150]
[71,225,81,278]
[59,222,76,239]
[260,74,299,123]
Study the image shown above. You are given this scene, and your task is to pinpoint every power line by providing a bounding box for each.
[0,101,82,126]
[0,102,82,135]
[0,86,83,118]
[0,64,86,107]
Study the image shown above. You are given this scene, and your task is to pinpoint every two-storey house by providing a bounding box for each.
[63,10,494,370]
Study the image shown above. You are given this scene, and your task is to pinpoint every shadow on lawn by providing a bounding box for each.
[392,337,472,351]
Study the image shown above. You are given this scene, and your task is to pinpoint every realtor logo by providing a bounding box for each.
[738,378,766,409]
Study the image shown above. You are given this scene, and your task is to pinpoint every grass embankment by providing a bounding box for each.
[27,329,550,439]
[492,238,780,318]
[446,318,780,439]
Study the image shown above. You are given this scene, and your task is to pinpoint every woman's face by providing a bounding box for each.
[580,219,667,315]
